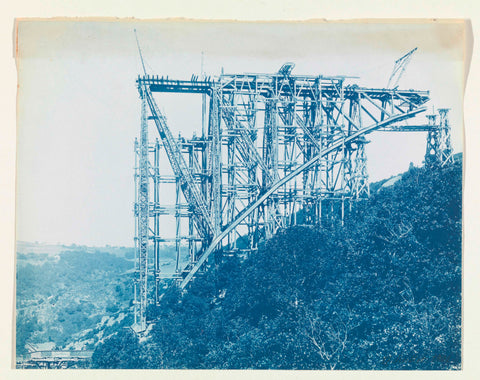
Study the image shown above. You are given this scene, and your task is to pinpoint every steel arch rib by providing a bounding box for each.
[180,106,427,289]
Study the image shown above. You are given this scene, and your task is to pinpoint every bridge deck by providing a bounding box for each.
[136,75,429,104]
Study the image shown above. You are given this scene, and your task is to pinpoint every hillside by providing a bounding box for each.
[15,247,135,357]
[15,242,190,362]
[91,161,462,370]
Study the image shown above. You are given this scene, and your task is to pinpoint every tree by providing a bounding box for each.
[91,163,462,370]
[91,330,143,369]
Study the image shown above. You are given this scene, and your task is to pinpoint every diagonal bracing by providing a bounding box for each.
[132,66,454,331]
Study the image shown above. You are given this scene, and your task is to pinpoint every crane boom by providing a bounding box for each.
[134,29,147,76]
[387,47,417,89]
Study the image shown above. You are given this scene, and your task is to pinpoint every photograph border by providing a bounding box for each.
[1,1,479,379]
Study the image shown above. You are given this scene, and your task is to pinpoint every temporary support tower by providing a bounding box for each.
[132,64,452,332]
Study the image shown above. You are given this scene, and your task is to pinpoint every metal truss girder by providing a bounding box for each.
[137,75,212,94]
[140,74,429,106]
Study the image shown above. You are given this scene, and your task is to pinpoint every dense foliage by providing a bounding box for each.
[92,162,462,370]
[16,248,134,353]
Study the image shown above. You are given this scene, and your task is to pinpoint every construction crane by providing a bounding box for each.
[387,47,417,89]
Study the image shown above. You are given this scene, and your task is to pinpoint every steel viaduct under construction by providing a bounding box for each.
[131,53,454,332]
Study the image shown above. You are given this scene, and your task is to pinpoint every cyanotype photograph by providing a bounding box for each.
[14,19,464,369]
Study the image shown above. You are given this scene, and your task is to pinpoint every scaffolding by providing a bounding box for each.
[425,108,454,166]
[132,65,452,332]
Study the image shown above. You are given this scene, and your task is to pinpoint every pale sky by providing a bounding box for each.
[15,20,466,247]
